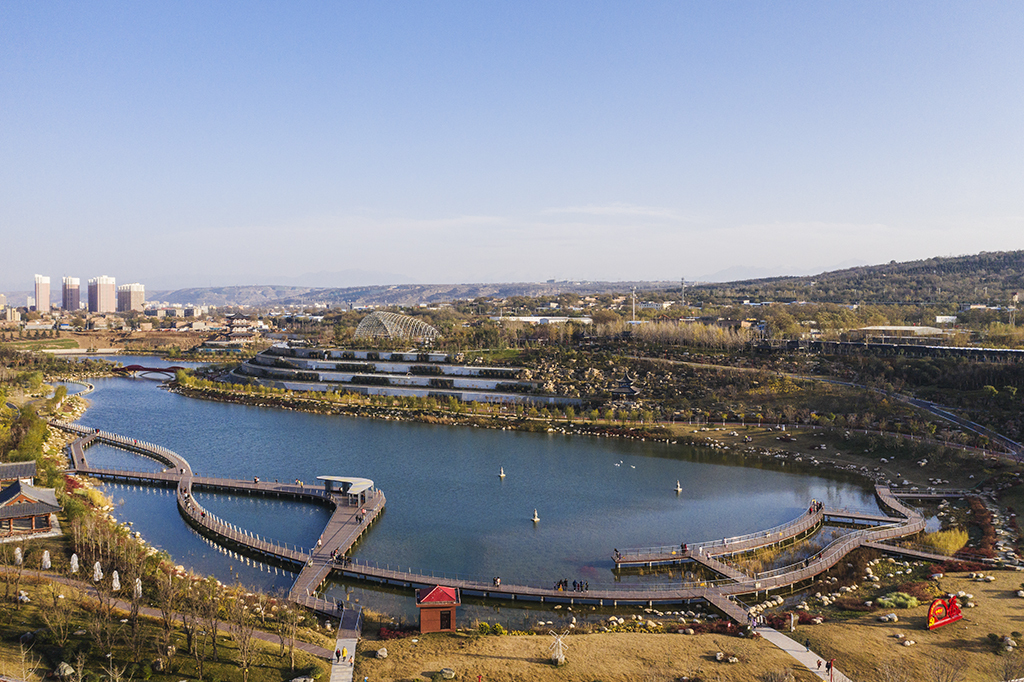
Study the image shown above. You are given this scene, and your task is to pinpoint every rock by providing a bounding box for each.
[441,669,456,680]
[376,648,388,659]
[728,656,739,663]
[151,659,165,672]
[685,628,695,635]
[716,652,725,662]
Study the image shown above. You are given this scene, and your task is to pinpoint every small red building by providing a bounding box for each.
[416,585,460,633]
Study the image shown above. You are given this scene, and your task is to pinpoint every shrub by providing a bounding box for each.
[876,592,919,609]
[921,528,969,555]
[478,623,492,635]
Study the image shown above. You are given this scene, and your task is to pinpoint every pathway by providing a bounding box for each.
[757,627,854,682]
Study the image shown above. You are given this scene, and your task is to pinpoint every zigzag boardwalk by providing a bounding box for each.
[53,419,945,628]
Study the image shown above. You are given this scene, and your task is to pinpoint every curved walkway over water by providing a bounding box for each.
[52,420,941,624]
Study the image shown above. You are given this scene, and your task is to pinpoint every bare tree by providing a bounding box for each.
[995,649,1024,682]
[71,649,88,682]
[761,671,795,682]
[179,584,208,682]
[196,578,224,662]
[155,569,183,654]
[227,586,259,682]
[119,543,149,658]
[12,642,41,682]
[101,656,131,682]
[874,659,912,682]
[39,583,77,647]
[931,656,969,682]
[277,602,302,670]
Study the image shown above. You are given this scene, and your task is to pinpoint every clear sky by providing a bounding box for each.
[2,1,1022,291]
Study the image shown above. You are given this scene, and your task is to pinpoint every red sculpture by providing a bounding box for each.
[927,595,963,630]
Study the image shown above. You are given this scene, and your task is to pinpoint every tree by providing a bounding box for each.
[155,569,184,655]
[277,601,302,670]
[39,583,77,647]
[196,578,224,662]
[227,587,259,682]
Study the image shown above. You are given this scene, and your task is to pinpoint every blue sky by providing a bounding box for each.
[2,2,1022,291]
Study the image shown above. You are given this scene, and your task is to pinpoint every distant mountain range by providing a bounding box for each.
[694,250,1024,305]
[148,281,678,308]
[8,250,1024,309]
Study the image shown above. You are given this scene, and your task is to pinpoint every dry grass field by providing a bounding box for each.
[356,630,820,682]
[353,569,1024,682]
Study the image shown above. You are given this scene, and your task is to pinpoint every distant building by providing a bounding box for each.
[88,275,116,313]
[489,316,593,325]
[0,293,5,307]
[62,276,81,311]
[117,283,145,312]
[34,274,50,313]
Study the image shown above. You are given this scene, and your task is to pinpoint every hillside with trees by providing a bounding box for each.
[691,250,1024,306]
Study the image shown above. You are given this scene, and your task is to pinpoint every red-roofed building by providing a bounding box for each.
[416,585,460,633]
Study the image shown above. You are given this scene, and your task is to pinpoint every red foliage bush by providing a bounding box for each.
[832,597,874,612]
[763,611,825,628]
[894,581,935,600]
[689,620,741,636]
[933,558,988,573]
[378,626,417,640]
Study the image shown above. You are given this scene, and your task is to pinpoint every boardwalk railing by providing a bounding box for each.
[616,506,824,561]
[53,418,938,617]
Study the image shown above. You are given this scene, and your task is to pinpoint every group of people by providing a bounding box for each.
[554,579,588,592]
[492,576,501,587]
[331,548,352,565]
[808,500,823,515]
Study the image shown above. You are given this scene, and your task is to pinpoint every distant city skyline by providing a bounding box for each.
[2,2,1022,291]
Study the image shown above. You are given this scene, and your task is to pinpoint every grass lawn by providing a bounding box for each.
[0,338,82,351]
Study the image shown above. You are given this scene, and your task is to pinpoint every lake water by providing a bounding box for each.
[72,357,880,619]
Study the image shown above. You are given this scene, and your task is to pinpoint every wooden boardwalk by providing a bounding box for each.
[54,419,943,625]
[55,421,382,611]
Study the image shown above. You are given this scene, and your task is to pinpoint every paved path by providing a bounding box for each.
[330,637,359,682]
[757,627,854,681]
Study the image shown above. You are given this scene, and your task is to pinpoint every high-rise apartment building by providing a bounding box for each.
[116,283,145,312]
[62,277,81,311]
[88,275,116,313]
[33,274,50,313]
[0,293,6,308]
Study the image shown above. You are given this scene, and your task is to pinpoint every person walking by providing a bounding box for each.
[335,648,341,662]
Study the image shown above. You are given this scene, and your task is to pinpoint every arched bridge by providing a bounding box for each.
[112,365,186,378]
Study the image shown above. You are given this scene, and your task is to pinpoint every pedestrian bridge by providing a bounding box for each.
[52,419,962,625]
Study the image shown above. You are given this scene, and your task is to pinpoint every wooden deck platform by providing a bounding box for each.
[54,420,942,623]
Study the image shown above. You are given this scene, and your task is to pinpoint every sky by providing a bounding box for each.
[2,1,1022,292]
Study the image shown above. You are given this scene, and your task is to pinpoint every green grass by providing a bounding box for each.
[0,339,81,351]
